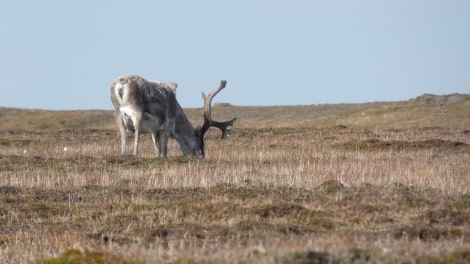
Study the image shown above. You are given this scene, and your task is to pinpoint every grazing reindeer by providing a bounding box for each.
[110,74,236,157]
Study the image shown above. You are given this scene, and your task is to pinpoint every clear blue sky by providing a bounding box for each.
[1,1,469,110]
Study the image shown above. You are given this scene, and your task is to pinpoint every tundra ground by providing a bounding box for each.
[1,124,469,263]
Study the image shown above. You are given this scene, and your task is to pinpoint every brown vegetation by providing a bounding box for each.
[2,94,470,131]
[0,97,469,263]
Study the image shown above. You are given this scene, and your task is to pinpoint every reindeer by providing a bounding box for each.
[110,74,236,157]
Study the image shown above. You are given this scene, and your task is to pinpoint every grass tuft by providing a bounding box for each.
[35,248,142,264]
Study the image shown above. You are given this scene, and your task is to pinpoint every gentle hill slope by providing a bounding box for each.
[1,94,469,131]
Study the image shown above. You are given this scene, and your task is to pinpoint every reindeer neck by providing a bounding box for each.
[171,104,199,155]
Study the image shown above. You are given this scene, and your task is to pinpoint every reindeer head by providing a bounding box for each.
[195,80,237,157]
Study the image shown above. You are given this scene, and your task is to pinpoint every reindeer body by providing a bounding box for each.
[110,74,236,157]
[110,75,199,157]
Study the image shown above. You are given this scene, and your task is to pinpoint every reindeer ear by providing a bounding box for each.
[169,82,178,94]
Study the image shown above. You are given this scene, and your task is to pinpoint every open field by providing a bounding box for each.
[2,94,470,131]
[1,96,470,263]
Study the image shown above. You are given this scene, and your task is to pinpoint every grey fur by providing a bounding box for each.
[110,74,202,157]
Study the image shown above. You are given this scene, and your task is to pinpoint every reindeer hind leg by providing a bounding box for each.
[114,111,128,155]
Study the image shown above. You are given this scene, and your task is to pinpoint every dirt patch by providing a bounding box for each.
[315,180,346,194]
[394,225,468,242]
[340,139,470,152]
[253,203,309,218]
[422,209,469,226]
[282,251,332,264]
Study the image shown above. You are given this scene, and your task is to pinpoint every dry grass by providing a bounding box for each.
[2,96,470,131]
[0,99,470,263]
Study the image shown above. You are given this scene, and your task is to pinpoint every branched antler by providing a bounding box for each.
[200,80,237,140]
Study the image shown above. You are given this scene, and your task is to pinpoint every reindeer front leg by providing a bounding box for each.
[159,131,170,157]
[151,131,161,156]
[133,128,140,156]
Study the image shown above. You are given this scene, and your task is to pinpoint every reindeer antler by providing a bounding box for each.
[200,80,237,140]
